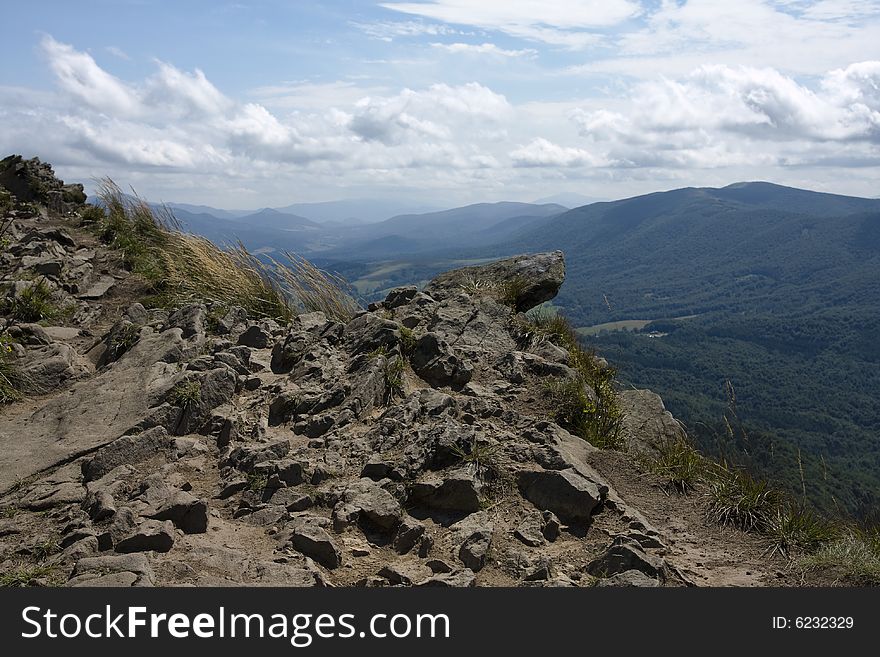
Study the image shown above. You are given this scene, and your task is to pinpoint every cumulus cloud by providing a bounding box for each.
[568,62,880,169]
[6,30,880,206]
[41,36,140,116]
[348,83,511,144]
[510,138,603,168]
[2,36,518,200]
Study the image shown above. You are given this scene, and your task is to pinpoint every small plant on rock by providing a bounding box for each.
[497,276,528,309]
[167,380,202,409]
[0,565,56,588]
[2,278,62,323]
[31,538,60,561]
[0,334,26,403]
[247,472,268,494]
[383,356,406,400]
[398,326,417,360]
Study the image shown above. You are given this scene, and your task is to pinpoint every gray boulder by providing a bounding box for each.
[289,520,342,569]
[425,251,565,312]
[517,468,607,523]
[115,520,175,553]
[410,333,472,388]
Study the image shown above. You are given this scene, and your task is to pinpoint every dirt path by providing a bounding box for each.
[586,450,791,586]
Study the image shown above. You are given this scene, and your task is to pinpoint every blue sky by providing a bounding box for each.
[1,1,878,207]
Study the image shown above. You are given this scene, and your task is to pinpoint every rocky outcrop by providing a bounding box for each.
[0,158,697,589]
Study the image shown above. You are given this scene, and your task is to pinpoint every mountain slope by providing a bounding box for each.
[500,182,880,518]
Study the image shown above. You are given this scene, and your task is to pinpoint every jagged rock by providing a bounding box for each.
[5,322,52,345]
[514,510,562,547]
[63,536,100,561]
[78,275,116,300]
[344,313,400,354]
[587,539,667,581]
[148,491,209,534]
[214,306,248,335]
[426,559,453,573]
[596,570,660,587]
[167,304,206,340]
[288,519,342,569]
[68,554,154,587]
[237,324,272,348]
[451,512,494,572]
[82,427,172,482]
[0,328,192,492]
[410,332,472,388]
[524,558,553,582]
[517,468,607,523]
[115,520,175,553]
[425,251,565,312]
[417,568,476,587]
[378,562,431,586]
[85,490,117,522]
[393,516,430,555]
[408,470,482,512]
[619,389,688,457]
[225,439,291,472]
[331,478,402,531]
[18,342,90,391]
[382,286,418,309]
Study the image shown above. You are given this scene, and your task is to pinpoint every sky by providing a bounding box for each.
[1,0,878,208]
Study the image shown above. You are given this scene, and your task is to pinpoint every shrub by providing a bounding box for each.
[79,203,106,226]
[0,333,28,403]
[649,438,714,493]
[2,278,64,323]
[398,326,417,359]
[800,528,880,585]
[534,311,625,450]
[382,356,406,401]
[497,277,529,308]
[95,179,359,324]
[167,380,202,408]
[765,505,839,557]
[705,469,783,532]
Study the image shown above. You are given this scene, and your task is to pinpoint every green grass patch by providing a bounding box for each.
[526,311,625,450]
[2,278,66,323]
[167,380,202,408]
[764,505,839,558]
[705,469,783,532]
[648,438,716,493]
[0,565,56,588]
[382,356,406,401]
[94,179,359,324]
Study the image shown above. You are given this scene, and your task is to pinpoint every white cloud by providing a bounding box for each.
[41,35,139,116]
[431,42,537,57]
[567,62,880,169]
[348,82,511,144]
[7,28,880,206]
[586,0,880,78]
[380,0,640,47]
[145,62,232,117]
[510,138,603,167]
